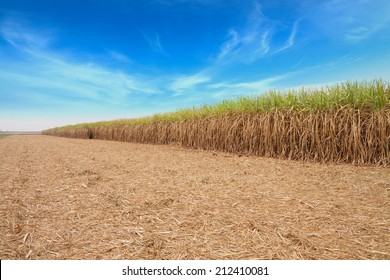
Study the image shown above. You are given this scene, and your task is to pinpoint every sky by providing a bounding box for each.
[0,0,390,131]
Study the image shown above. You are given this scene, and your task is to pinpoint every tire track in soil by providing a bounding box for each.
[1,135,389,259]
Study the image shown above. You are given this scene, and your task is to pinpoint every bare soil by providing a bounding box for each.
[0,135,389,259]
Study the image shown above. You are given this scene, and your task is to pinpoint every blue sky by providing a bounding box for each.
[1,0,390,131]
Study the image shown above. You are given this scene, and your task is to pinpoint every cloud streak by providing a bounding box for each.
[216,2,299,64]
[0,17,54,53]
[218,29,240,59]
[170,74,211,96]
[216,3,272,63]
[210,74,290,90]
[274,20,298,54]
[109,51,132,63]
[142,32,167,55]
[302,0,390,43]
[0,18,161,114]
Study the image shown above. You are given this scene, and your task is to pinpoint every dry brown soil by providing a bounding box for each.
[0,135,389,260]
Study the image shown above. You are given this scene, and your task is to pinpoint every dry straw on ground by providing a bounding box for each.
[1,136,389,260]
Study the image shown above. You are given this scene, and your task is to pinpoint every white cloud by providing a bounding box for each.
[274,21,298,54]
[218,2,273,63]
[142,32,167,55]
[109,51,132,63]
[208,74,290,90]
[304,0,390,43]
[218,29,240,58]
[234,75,290,90]
[170,74,211,95]
[0,57,159,105]
[216,1,300,64]
[0,17,54,52]
[257,30,271,55]
[0,17,160,111]
[205,73,296,99]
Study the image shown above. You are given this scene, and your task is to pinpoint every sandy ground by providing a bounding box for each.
[0,135,389,260]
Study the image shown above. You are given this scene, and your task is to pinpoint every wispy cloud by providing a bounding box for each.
[0,58,159,106]
[344,26,370,42]
[0,17,54,53]
[109,51,132,63]
[0,17,159,111]
[0,17,232,119]
[216,1,299,64]
[216,2,273,63]
[208,73,292,91]
[343,19,390,43]
[170,73,211,96]
[274,20,298,54]
[311,55,363,71]
[303,0,390,43]
[218,29,240,59]
[207,76,292,99]
[142,32,167,55]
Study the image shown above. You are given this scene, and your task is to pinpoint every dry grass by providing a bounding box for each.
[44,108,390,166]
[1,135,389,259]
[42,80,390,166]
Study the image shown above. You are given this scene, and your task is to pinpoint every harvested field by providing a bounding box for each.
[0,135,389,259]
